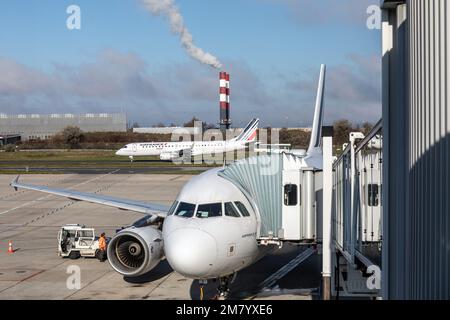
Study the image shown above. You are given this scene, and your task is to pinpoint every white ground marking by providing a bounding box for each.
[0,170,119,216]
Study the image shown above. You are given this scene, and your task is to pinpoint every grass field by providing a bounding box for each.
[0,150,221,174]
[0,150,142,162]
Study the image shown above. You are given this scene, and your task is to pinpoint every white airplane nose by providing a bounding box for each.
[164,228,217,278]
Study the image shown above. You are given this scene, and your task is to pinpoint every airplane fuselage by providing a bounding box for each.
[116,118,259,160]
[116,140,247,158]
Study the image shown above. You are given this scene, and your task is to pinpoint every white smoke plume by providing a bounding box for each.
[142,0,222,69]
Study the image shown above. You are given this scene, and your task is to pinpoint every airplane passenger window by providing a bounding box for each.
[225,202,241,218]
[174,202,196,218]
[234,201,251,217]
[284,184,298,206]
[196,203,222,218]
[167,201,179,216]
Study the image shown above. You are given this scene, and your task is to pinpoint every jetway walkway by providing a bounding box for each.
[331,120,383,298]
[219,153,320,242]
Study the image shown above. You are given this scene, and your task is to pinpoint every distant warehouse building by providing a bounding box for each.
[133,127,201,135]
[0,134,21,146]
[0,113,127,141]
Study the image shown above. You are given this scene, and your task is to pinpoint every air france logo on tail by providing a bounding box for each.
[236,118,259,142]
[246,130,257,142]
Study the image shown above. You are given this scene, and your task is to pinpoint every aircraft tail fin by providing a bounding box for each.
[233,118,259,143]
[307,64,326,154]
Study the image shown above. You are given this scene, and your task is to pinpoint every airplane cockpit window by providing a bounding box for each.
[225,202,241,218]
[196,203,222,218]
[174,202,196,218]
[123,145,128,149]
[234,201,251,217]
[167,201,179,216]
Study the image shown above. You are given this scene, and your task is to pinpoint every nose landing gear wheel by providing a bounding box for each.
[213,276,232,300]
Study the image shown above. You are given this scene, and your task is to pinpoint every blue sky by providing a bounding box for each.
[0,0,381,127]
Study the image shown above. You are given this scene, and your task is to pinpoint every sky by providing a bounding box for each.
[0,0,381,128]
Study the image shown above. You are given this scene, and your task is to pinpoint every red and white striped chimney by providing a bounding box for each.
[219,72,231,131]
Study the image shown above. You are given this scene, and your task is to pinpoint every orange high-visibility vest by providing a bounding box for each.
[99,236,106,251]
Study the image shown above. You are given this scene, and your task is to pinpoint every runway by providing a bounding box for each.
[0,173,320,300]
[0,159,211,175]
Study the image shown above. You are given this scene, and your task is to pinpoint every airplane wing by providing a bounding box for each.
[10,176,169,218]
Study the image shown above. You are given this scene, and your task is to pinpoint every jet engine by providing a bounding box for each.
[159,152,179,161]
[107,226,164,277]
[159,149,191,161]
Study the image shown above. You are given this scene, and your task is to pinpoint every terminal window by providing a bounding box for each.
[284,184,298,206]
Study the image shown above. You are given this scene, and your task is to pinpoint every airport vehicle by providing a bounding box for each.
[10,65,326,298]
[115,118,259,161]
[255,143,307,157]
[57,224,101,259]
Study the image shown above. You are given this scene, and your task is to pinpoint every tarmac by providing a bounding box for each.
[0,173,321,300]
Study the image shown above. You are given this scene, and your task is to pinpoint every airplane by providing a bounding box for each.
[10,64,326,299]
[115,118,260,161]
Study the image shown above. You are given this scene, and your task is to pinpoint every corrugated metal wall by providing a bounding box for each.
[407,0,450,300]
[382,0,450,299]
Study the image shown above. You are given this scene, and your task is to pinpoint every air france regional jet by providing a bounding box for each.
[10,65,326,299]
[115,118,259,161]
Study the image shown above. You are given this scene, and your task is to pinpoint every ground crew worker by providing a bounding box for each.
[98,232,107,262]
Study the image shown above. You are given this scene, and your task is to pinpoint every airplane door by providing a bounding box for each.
[281,170,302,240]
[132,144,137,153]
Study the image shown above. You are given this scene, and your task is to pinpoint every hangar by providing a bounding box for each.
[0,113,127,141]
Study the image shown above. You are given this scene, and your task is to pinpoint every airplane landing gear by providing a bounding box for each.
[199,279,207,301]
[214,274,234,300]
[129,156,134,163]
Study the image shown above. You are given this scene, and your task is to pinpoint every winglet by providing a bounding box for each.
[10,175,20,191]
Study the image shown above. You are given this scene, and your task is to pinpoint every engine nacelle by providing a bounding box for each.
[159,152,178,161]
[107,226,164,277]
[160,149,191,161]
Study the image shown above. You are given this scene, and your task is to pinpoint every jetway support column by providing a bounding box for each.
[322,127,333,300]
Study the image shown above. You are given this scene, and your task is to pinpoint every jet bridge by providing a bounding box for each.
[331,120,383,298]
[218,153,322,243]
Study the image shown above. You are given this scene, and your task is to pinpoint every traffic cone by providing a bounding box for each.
[7,241,14,254]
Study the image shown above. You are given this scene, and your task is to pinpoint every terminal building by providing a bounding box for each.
[0,113,127,141]
[330,0,450,300]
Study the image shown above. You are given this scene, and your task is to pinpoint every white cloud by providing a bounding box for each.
[0,50,380,127]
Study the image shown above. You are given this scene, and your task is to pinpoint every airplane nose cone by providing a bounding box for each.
[165,228,217,278]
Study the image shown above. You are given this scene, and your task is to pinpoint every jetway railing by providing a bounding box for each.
[332,120,383,269]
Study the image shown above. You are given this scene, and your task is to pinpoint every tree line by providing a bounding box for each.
[5,118,375,152]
